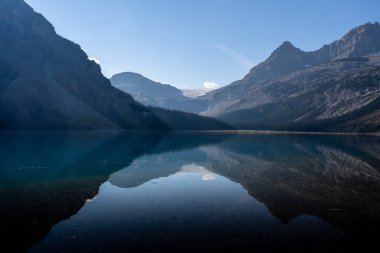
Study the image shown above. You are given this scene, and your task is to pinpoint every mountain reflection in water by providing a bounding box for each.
[0,132,379,252]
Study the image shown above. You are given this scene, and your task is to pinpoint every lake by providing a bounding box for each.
[0,132,379,252]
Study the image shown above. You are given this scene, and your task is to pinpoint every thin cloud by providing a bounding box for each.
[216,43,254,70]
[203,81,219,90]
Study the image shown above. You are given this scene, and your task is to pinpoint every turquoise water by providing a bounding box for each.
[0,132,379,252]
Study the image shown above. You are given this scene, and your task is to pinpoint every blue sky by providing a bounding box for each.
[25,0,380,89]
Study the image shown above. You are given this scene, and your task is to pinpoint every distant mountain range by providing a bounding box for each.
[110,72,210,103]
[116,22,380,132]
[111,72,185,107]
[0,0,232,131]
[110,72,207,113]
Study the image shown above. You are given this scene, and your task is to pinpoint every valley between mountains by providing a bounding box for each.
[1,0,380,132]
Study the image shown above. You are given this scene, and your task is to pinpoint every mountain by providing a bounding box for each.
[111,72,207,113]
[199,22,380,132]
[110,72,210,102]
[0,0,230,131]
[0,0,166,130]
[111,72,185,107]
[240,22,380,85]
[218,57,380,132]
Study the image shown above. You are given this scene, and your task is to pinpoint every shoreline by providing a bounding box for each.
[0,129,379,136]
[172,130,380,136]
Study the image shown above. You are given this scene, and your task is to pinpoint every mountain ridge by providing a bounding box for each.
[0,0,163,130]
[195,22,380,132]
[210,22,380,93]
[0,0,231,131]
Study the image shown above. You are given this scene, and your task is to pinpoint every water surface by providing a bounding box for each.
[0,132,379,252]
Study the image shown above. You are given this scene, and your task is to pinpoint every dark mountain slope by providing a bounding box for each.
[0,0,167,130]
[0,0,231,131]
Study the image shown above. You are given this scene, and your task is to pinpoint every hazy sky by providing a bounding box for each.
[25,0,380,89]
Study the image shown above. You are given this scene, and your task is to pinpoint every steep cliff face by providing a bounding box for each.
[324,22,380,60]
[0,0,169,130]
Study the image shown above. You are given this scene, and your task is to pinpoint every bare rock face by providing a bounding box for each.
[232,22,380,86]
[242,41,320,84]
[199,22,380,132]
[325,22,380,60]
[217,57,380,131]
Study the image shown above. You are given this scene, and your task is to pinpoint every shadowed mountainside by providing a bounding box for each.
[0,0,231,131]
[0,0,166,130]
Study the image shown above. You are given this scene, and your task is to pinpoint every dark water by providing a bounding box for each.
[0,132,379,253]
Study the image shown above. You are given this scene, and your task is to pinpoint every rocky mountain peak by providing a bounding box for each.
[346,22,380,36]
[328,22,380,59]
[268,41,304,60]
[229,22,380,86]
[240,40,307,83]
[273,41,299,53]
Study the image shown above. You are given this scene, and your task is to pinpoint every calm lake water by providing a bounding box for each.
[0,132,379,252]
